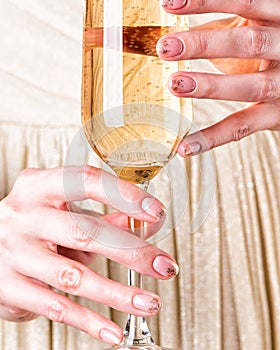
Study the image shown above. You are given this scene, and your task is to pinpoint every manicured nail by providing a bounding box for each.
[161,0,187,10]
[157,37,183,57]
[100,328,121,345]
[133,294,161,313]
[170,76,196,93]
[184,142,202,156]
[142,197,167,220]
[153,255,179,277]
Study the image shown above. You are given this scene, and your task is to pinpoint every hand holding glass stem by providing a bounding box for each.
[82,1,192,348]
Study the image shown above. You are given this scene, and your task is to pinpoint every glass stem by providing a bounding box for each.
[122,181,155,347]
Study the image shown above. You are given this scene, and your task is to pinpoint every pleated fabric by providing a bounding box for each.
[1,1,280,349]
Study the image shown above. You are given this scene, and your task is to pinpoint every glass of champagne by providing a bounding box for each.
[81,0,192,348]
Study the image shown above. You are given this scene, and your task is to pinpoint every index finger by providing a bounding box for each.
[161,0,279,24]
[12,166,166,223]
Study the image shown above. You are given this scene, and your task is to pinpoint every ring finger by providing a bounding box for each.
[167,68,280,102]
[15,248,163,318]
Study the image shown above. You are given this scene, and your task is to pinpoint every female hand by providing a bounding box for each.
[0,166,178,346]
[157,1,280,155]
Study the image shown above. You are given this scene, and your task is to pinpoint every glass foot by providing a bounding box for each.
[104,346,175,349]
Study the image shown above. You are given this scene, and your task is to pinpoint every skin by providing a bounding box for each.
[0,166,178,346]
[157,0,280,156]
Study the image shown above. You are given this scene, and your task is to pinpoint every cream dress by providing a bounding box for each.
[0,1,280,349]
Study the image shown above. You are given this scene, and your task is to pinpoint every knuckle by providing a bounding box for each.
[232,124,251,142]
[69,217,99,247]
[120,181,142,204]
[254,76,277,101]
[0,200,18,223]
[195,0,209,8]
[204,136,216,151]
[46,301,67,323]
[16,168,41,184]
[202,77,218,99]
[128,245,152,267]
[269,100,280,130]
[83,165,100,183]
[0,236,9,259]
[11,168,43,200]
[81,311,94,335]
[238,0,258,13]
[194,32,209,56]
[127,247,143,265]
[56,265,84,294]
[246,27,271,58]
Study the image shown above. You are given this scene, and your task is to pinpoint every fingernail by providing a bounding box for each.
[169,76,196,93]
[142,197,167,220]
[153,255,179,277]
[161,0,187,10]
[100,328,121,345]
[183,142,202,156]
[157,37,183,57]
[133,294,161,313]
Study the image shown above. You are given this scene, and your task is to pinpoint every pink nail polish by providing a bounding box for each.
[153,255,179,277]
[157,37,183,57]
[184,142,202,156]
[142,197,167,220]
[100,329,121,345]
[161,0,187,10]
[170,76,196,93]
[133,294,161,313]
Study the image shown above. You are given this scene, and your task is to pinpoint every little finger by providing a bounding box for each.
[177,100,280,156]
[5,279,123,345]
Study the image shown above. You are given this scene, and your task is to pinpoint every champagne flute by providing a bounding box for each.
[81,0,192,348]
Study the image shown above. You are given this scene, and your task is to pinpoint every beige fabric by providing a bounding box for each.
[1,1,280,350]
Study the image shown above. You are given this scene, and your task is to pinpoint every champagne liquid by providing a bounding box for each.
[111,164,163,184]
[89,118,180,184]
[82,2,192,184]
[84,26,170,56]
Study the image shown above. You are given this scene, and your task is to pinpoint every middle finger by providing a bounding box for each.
[27,207,178,279]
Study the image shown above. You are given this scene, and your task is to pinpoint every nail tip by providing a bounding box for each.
[157,37,183,58]
[161,0,187,10]
[170,76,196,94]
[133,294,161,314]
[155,207,167,220]
[153,255,179,278]
[166,264,180,277]
[183,142,202,156]
[142,197,166,221]
[100,328,121,346]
